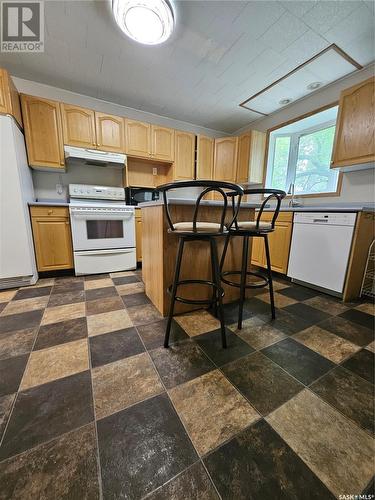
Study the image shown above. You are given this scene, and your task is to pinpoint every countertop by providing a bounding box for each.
[262,203,375,213]
[29,201,70,207]
[139,198,262,208]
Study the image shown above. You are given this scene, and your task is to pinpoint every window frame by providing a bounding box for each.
[264,103,342,198]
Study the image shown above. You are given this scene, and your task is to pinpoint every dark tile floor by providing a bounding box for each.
[0,272,374,499]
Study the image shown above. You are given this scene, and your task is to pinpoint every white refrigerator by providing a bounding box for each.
[0,115,38,289]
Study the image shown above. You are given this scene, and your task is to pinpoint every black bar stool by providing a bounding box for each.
[157,180,244,349]
[220,189,286,330]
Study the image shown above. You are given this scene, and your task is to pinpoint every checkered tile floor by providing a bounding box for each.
[0,271,374,499]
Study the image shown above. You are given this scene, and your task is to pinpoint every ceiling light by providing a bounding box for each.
[112,0,174,45]
[307,82,321,90]
[279,98,292,105]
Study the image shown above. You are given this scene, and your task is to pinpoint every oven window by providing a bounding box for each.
[86,220,124,239]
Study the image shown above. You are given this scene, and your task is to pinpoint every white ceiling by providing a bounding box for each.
[1,0,373,133]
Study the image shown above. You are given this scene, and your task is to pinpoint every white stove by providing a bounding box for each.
[69,184,136,275]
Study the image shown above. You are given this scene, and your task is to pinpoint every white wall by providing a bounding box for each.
[236,64,375,206]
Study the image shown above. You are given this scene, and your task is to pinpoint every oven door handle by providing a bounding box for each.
[71,212,134,220]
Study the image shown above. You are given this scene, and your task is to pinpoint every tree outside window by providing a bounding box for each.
[265,107,339,196]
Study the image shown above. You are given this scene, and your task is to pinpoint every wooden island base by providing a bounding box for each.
[141,201,258,316]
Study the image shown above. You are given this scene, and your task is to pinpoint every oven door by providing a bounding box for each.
[70,207,135,251]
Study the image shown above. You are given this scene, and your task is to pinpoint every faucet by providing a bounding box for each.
[288,183,301,207]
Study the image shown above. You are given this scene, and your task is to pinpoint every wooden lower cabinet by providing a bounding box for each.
[250,212,293,274]
[30,206,74,271]
[135,209,142,262]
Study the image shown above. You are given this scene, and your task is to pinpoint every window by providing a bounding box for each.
[265,106,339,196]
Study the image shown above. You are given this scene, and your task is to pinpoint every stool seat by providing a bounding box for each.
[173,221,224,233]
[235,221,273,231]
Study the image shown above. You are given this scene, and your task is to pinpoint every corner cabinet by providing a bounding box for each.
[30,206,74,271]
[331,77,375,168]
[173,131,195,180]
[21,95,65,170]
[61,103,96,149]
[251,212,293,274]
[236,131,266,184]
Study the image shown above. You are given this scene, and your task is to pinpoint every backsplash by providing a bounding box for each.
[32,164,124,202]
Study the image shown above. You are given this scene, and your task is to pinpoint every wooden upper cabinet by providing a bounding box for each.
[196,135,214,179]
[249,130,266,183]
[61,103,96,148]
[174,131,195,180]
[151,125,174,162]
[125,119,151,157]
[21,95,64,169]
[95,112,125,153]
[236,133,251,183]
[331,77,375,168]
[213,137,238,182]
[0,68,22,127]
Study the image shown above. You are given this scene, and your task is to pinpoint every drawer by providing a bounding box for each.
[257,211,293,223]
[30,206,69,218]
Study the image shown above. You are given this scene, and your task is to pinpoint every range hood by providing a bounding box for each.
[64,146,126,168]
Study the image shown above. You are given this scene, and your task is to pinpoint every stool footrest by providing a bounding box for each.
[221,270,269,289]
[167,279,224,306]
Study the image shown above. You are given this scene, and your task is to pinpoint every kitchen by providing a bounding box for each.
[0,1,374,499]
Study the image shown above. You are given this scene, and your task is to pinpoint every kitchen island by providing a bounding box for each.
[139,198,261,316]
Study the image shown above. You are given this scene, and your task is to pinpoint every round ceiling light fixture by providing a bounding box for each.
[279,98,292,105]
[112,0,174,45]
[307,82,321,90]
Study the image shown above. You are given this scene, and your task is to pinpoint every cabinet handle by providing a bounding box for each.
[48,210,53,215]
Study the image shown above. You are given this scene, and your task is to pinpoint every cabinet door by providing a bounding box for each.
[251,236,265,267]
[213,137,238,182]
[95,112,125,153]
[151,125,174,161]
[236,133,251,183]
[135,214,142,262]
[196,135,214,179]
[266,222,292,274]
[249,130,266,183]
[61,103,96,148]
[332,77,375,168]
[174,131,195,180]
[125,120,150,157]
[31,217,74,271]
[21,95,65,169]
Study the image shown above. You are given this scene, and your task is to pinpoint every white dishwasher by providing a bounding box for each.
[287,212,357,295]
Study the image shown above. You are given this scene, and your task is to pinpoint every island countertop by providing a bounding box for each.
[140,200,257,316]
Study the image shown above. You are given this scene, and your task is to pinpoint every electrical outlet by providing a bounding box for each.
[153,167,157,176]
[56,183,63,195]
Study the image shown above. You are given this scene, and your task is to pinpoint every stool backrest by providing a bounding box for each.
[244,188,286,229]
[227,188,286,230]
[156,180,244,233]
